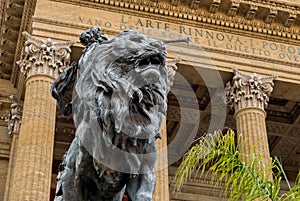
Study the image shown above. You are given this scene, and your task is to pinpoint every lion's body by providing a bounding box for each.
[52,29,168,201]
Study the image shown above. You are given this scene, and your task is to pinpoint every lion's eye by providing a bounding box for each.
[130,37,142,43]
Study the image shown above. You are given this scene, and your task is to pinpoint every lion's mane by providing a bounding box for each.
[75,30,168,139]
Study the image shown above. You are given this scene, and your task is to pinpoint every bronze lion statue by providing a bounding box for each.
[51,27,168,201]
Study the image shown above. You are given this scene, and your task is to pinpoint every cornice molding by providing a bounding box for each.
[41,0,300,47]
[239,0,300,10]
[0,0,24,81]
[47,0,300,43]
[66,0,300,39]
[11,0,38,86]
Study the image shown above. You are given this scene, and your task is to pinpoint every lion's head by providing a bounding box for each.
[73,30,168,153]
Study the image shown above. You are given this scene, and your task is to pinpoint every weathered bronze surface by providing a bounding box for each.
[51,27,168,201]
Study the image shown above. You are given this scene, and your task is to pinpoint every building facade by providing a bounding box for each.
[0,0,300,200]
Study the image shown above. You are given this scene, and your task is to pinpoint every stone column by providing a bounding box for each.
[7,32,75,201]
[225,68,277,168]
[153,58,180,201]
[153,115,169,201]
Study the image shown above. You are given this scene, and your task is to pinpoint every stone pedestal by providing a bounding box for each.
[7,32,74,201]
[225,69,277,168]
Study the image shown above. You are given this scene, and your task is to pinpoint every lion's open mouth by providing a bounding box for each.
[138,55,163,67]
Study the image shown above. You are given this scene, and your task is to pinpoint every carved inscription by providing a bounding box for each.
[78,15,300,63]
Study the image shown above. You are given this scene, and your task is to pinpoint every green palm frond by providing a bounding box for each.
[280,171,300,201]
[174,129,300,201]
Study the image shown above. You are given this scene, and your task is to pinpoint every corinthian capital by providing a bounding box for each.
[17,32,76,79]
[225,68,277,112]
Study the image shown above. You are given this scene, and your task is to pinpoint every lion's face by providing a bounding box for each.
[107,30,167,88]
[74,30,168,141]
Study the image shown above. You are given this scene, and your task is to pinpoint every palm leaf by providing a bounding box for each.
[174,129,300,201]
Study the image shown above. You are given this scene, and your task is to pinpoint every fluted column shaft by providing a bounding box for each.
[226,69,277,167]
[9,76,57,200]
[153,115,169,201]
[235,108,270,162]
[152,59,179,201]
[8,32,74,201]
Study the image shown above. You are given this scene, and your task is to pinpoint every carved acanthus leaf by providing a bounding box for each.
[17,32,76,79]
[6,96,23,137]
[225,68,277,112]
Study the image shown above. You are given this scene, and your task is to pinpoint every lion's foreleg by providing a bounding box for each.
[55,137,91,201]
[126,139,157,201]
[55,138,80,200]
[126,172,156,201]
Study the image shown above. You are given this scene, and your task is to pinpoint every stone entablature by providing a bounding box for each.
[80,0,300,31]
[2,0,300,87]
[225,68,277,112]
[17,32,75,79]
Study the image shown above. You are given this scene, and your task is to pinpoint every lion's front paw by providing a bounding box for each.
[133,193,153,201]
